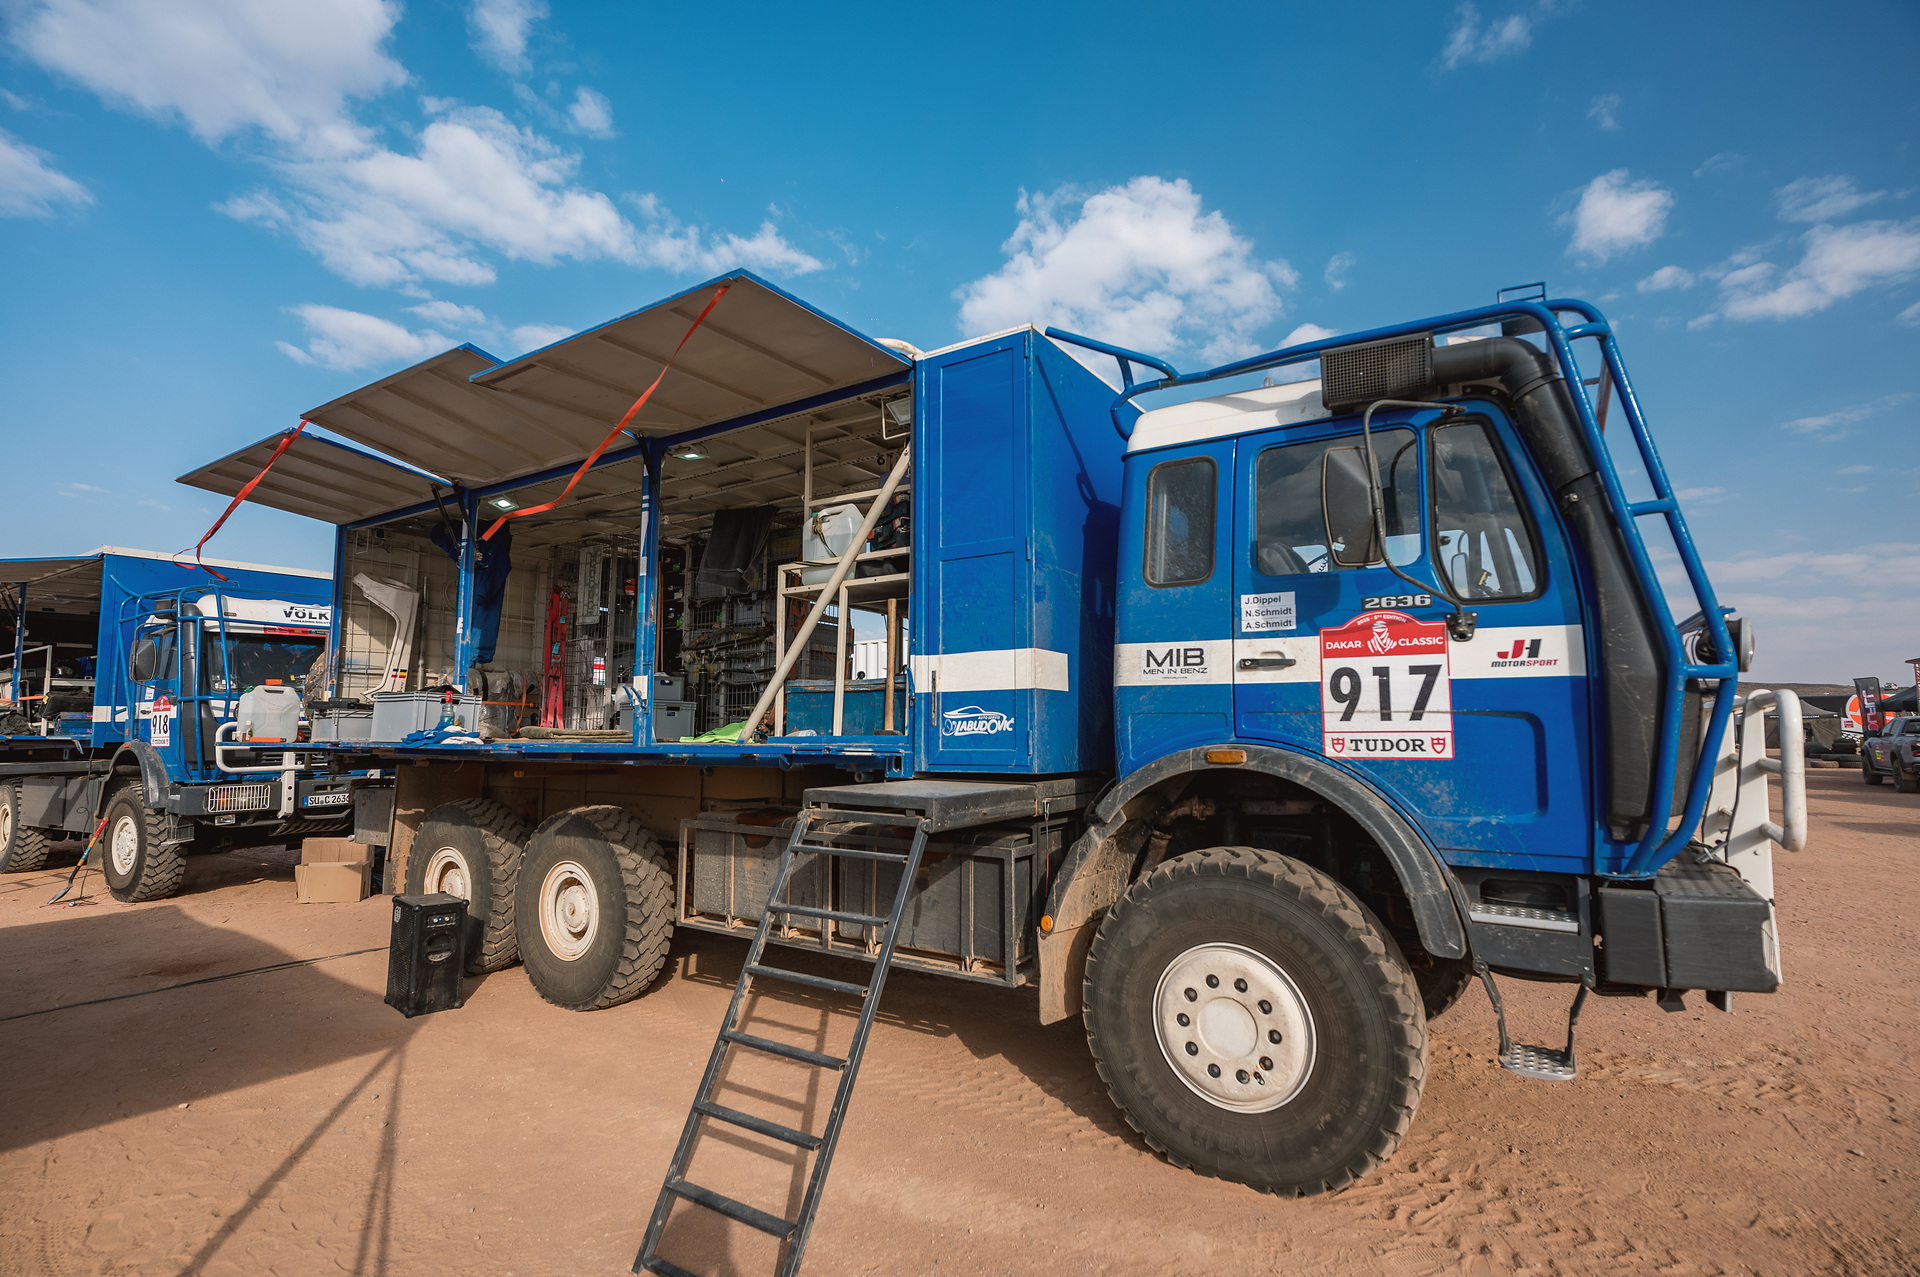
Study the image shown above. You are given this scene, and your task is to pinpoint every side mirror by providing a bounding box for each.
[1321,446,1381,568]
[128,637,157,683]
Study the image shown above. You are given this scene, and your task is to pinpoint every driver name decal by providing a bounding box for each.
[1320,610,1452,760]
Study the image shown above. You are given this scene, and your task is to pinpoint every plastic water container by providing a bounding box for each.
[238,685,303,742]
[798,503,862,585]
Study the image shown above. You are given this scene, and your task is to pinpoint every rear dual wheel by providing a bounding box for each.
[406,799,532,974]
[515,806,673,1011]
[0,780,58,874]
[1084,846,1426,1196]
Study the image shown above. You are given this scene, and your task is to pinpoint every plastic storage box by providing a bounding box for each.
[369,691,481,741]
[310,699,374,742]
[783,678,909,737]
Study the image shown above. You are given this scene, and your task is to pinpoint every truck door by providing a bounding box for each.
[1112,440,1236,774]
[130,621,184,773]
[1229,408,1594,871]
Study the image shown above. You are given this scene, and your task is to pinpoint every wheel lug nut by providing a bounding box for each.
[1235,1069,1249,1083]
[1258,1000,1272,1014]
[1185,1041,1198,1056]
[1205,974,1219,988]
[1184,987,1197,1002]
[1234,978,1247,993]
[1268,1029,1281,1044]
[1207,1064,1221,1078]
[1176,1012,1190,1027]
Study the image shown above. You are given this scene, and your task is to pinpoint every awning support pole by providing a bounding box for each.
[737,446,910,742]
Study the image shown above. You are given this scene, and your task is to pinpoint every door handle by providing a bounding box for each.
[1237,655,1298,670]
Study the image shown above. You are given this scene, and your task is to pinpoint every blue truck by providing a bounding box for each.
[179,274,1806,1272]
[0,548,371,899]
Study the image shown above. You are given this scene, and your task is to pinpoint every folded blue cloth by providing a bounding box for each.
[397,724,485,747]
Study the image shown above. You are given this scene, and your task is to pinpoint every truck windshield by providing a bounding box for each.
[203,635,325,693]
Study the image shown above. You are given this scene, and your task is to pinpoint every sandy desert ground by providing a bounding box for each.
[1,766,1914,1276]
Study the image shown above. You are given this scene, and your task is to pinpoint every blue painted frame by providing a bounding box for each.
[1050,300,1738,878]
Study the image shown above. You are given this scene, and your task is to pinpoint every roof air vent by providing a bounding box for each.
[1321,335,1434,412]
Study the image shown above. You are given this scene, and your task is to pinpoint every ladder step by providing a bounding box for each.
[767,901,890,927]
[721,1029,845,1070]
[792,842,909,863]
[638,1257,699,1277]
[746,964,869,997]
[694,1099,823,1149]
[665,1178,794,1239]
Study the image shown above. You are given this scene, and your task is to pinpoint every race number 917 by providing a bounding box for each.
[1319,610,1454,760]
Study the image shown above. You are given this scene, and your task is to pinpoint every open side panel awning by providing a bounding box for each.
[305,272,912,492]
[0,554,107,612]
[176,430,450,525]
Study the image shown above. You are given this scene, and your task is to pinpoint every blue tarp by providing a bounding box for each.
[430,520,512,663]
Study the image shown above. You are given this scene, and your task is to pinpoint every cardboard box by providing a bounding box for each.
[301,837,362,864]
[296,861,371,903]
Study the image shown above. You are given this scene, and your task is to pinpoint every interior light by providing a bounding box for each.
[884,399,913,427]
[669,445,707,461]
[491,497,518,510]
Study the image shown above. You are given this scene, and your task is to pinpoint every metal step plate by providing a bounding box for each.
[1499,1042,1577,1081]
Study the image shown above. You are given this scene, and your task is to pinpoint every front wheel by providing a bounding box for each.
[1865,760,1886,785]
[1083,846,1426,1197]
[100,783,186,902]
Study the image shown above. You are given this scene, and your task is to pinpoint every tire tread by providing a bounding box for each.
[1083,845,1426,1198]
[527,804,673,1011]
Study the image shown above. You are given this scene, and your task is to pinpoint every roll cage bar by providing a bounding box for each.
[1046,298,1736,879]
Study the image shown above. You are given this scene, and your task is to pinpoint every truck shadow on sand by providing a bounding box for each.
[0,904,417,1154]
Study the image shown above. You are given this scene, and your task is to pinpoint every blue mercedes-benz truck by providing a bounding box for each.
[0,548,369,900]
[179,274,1804,1270]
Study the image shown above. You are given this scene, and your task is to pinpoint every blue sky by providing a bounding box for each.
[1,0,1916,682]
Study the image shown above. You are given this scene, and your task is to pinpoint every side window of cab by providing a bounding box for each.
[1144,456,1216,586]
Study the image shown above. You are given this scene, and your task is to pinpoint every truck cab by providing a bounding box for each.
[1,549,372,899]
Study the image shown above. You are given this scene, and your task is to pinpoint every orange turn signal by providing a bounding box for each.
[1205,747,1248,765]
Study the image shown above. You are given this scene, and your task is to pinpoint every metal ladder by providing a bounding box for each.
[635,806,932,1277]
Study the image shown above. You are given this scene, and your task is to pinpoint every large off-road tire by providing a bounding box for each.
[1084,846,1426,1197]
[101,782,186,902]
[515,805,673,1012]
[405,799,531,974]
[1896,765,1918,794]
[1865,760,1885,785]
[1408,952,1477,1022]
[0,780,58,873]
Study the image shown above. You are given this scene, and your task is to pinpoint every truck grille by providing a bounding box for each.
[207,783,274,813]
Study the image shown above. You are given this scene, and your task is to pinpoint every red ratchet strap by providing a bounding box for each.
[482,284,731,541]
[176,421,310,581]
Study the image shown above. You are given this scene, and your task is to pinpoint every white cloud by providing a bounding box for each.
[568,86,613,138]
[1775,175,1885,224]
[1718,220,1920,321]
[1674,485,1726,503]
[1282,323,1338,345]
[955,177,1294,367]
[11,0,404,152]
[1637,264,1694,293]
[509,323,571,353]
[59,481,107,497]
[407,299,489,328]
[1900,300,1920,327]
[1323,251,1354,290]
[1565,169,1673,262]
[468,0,546,75]
[1693,152,1744,178]
[1779,393,1912,438]
[14,0,820,289]
[1440,2,1537,68]
[1587,93,1620,131]
[276,303,447,371]
[0,127,91,216]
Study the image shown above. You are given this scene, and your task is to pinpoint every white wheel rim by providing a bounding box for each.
[0,800,12,847]
[110,814,141,876]
[423,846,473,901]
[538,859,599,961]
[1153,942,1316,1113]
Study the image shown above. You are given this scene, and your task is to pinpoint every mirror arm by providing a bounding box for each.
[1359,399,1478,641]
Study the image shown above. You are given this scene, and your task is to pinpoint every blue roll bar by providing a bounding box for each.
[1047,300,1739,878]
